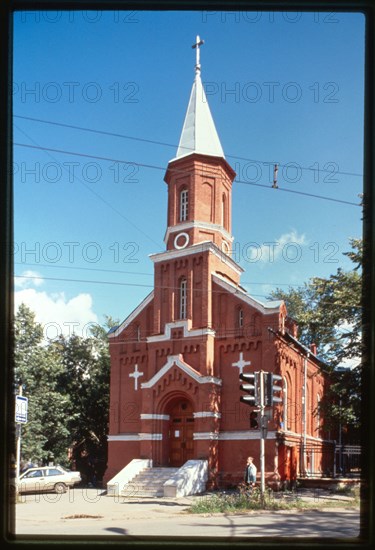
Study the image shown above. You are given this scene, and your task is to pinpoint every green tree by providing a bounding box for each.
[14,304,71,465]
[266,285,319,349]
[14,305,118,472]
[52,316,117,481]
[269,239,362,434]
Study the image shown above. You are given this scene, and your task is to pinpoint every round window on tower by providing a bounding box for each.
[174,232,190,249]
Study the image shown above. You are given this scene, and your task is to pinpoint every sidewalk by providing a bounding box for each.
[15,487,194,520]
[14,485,357,517]
[9,487,360,540]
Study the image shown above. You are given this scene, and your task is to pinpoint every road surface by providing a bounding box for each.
[7,488,361,542]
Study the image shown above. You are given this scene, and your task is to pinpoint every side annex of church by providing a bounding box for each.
[105,38,332,490]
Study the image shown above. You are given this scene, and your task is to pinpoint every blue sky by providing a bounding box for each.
[13,9,365,339]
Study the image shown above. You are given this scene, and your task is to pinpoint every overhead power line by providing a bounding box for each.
[13,273,270,299]
[14,114,363,179]
[14,124,162,249]
[14,273,363,308]
[14,261,303,287]
[14,142,361,207]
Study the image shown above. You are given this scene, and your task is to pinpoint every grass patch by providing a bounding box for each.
[187,485,359,515]
[330,483,360,497]
[188,488,304,514]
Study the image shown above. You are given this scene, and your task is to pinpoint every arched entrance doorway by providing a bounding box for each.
[167,397,195,467]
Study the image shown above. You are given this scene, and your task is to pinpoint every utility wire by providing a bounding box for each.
[14,114,363,179]
[14,142,361,207]
[14,274,363,307]
[14,125,162,249]
[14,261,302,287]
[13,274,275,299]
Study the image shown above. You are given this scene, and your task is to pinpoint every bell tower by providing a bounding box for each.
[150,36,242,336]
[163,36,236,255]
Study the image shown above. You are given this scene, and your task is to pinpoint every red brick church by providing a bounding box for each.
[105,38,333,491]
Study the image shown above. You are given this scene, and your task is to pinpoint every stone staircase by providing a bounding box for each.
[122,467,179,498]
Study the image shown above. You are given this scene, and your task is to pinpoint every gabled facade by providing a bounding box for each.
[105,40,332,488]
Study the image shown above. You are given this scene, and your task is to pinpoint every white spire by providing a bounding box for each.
[174,36,225,161]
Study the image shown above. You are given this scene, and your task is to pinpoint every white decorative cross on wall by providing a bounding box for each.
[129,364,144,391]
[232,352,251,375]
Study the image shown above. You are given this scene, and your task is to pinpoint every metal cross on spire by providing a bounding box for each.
[192,35,204,74]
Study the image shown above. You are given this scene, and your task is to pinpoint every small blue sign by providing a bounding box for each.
[15,395,28,424]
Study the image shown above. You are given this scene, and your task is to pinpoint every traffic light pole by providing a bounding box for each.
[240,369,282,503]
[15,384,22,479]
[259,370,265,498]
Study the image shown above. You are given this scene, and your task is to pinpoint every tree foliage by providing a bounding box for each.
[14,304,70,464]
[269,239,362,435]
[14,305,117,476]
[51,323,112,479]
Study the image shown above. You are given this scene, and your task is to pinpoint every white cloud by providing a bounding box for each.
[243,230,307,265]
[14,288,99,341]
[262,230,307,263]
[15,270,44,289]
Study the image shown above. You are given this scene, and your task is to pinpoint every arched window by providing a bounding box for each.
[221,193,227,230]
[238,307,244,328]
[283,376,288,430]
[305,384,309,435]
[252,313,261,336]
[316,394,321,437]
[132,324,141,351]
[179,277,187,319]
[180,189,188,222]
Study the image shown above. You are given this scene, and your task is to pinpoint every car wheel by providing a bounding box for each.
[54,482,67,494]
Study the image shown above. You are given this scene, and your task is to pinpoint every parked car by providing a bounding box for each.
[13,465,81,494]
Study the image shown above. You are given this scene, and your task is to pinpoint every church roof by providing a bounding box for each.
[172,37,225,161]
[108,291,154,339]
[269,328,329,369]
[212,273,282,314]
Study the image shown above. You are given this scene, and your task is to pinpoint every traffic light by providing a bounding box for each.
[250,411,259,429]
[265,373,283,405]
[239,372,259,407]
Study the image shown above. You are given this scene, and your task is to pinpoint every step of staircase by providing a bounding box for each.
[121,467,179,498]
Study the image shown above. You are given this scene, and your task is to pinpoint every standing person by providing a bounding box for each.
[244,456,257,488]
